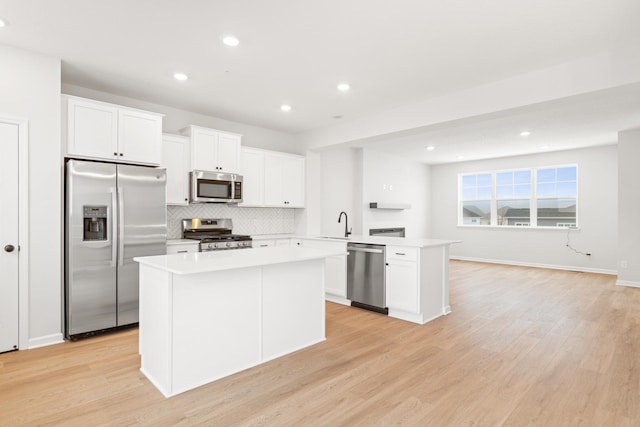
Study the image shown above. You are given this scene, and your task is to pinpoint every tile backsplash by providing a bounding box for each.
[167,205,296,238]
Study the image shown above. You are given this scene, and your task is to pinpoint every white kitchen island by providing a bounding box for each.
[134,246,345,398]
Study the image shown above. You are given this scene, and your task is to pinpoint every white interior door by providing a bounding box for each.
[0,121,19,352]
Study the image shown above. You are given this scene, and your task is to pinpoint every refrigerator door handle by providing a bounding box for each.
[110,188,118,267]
[118,187,125,267]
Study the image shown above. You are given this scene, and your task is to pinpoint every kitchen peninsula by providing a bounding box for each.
[134,246,345,397]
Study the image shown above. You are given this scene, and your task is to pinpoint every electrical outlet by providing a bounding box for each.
[620,260,628,269]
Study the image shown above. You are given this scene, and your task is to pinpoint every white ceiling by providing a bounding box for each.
[1,0,639,158]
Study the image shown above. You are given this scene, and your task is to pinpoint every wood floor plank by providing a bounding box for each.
[1,261,637,426]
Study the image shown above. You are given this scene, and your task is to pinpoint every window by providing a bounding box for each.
[496,170,531,226]
[459,165,577,228]
[460,173,492,225]
[536,167,577,227]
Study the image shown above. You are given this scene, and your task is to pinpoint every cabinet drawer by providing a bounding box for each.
[166,244,199,254]
[386,246,418,262]
[253,240,275,248]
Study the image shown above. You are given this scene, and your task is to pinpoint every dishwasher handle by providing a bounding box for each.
[348,247,384,254]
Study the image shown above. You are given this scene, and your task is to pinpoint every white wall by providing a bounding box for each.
[617,130,640,285]
[361,150,431,238]
[316,146,361,237]
[302,147,430,239]
[430,145,618,273]
[0,44,62,347]
[62,84,303,155]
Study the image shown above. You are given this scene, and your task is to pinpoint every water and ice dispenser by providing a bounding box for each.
[83,206,108,241]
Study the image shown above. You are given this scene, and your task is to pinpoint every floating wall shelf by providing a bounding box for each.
[369,202,412,210]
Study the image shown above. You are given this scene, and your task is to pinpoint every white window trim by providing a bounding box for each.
[458,164,578,229]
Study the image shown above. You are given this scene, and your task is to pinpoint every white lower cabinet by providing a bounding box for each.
[385,246,420,313]
[300,239,347,298]
[275,239,291,247]
[386,260,419,313]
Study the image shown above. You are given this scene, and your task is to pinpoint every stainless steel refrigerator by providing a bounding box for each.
[65,159,166,339]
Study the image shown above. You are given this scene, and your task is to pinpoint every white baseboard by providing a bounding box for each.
[325,294,351,306]
[27,333,64,349]
[450,256,617,275]
[616,280,640,288]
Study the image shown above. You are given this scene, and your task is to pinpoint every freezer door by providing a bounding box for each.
[117,165,167,326]
[66,160,118,337]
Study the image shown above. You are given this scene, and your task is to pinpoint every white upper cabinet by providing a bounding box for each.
[239,148,305,209]
[65,95,162,165]
[264,152,305,208]
[184,125,241,173]
[161,134,190,205]
[238,147,265,207]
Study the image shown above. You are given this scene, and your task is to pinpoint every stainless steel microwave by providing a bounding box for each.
[190,170,243,203]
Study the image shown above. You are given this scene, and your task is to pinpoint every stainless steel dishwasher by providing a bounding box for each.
[347,243,388,314]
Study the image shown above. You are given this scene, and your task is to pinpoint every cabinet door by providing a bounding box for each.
[67,98,118,160]
[190,127,218,171]
[282,156,305,207]
[162,135,190,205]
[238,148,264,206]
[264,154,285,206]
[118,109,162,165]
[301,239,347,297]
[217,133,241,173]
[325,255,347,297]
[274,239,291,247]
[386,261,419,313]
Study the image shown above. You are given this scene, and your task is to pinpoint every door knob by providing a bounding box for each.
[4,244,15,253]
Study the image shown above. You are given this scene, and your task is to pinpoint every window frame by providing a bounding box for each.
[458,164,578,229]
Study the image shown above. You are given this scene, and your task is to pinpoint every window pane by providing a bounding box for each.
[462,175,476,187]
[462,201,491,225]
[496,172,513,186]
[497,199,530,226]
[477,173,492,187]
[537,198,576,227]
[496,185,513,199]
[514,184,531,198]
[461,187,476,201]
[537,182,555,198]
[556,181,577,197]
[477,186,492,199]
[557,166,576,181]
[537,168,556,183]
[514,170,531,184]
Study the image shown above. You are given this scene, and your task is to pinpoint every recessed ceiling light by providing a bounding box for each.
[540,145,550,150]
[457,155,465,160]
[280,104,292,112]
[222,35,240,47]
[0,18,7,28]
[426,146,435,151]
[337,83,350,92]
[520,130,532,137]
[173,73,188,81]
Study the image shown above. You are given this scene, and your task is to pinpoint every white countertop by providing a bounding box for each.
[250,233,459,248]
[135,246,346,275]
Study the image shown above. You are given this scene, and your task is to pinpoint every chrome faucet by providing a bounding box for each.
[338,211,352,238]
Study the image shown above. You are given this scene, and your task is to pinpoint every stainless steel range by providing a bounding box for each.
[182,218,252,251]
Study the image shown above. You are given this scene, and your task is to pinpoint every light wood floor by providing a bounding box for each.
[2,261,639,426]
